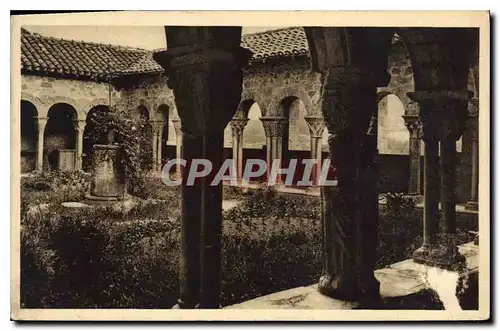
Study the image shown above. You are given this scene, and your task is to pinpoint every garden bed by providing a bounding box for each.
[20,176,478,309]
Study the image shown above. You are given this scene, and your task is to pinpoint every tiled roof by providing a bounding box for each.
[21,28,163,80]
[241,27,310,62]
[20,27,310,80]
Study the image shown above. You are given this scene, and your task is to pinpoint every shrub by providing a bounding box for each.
[20,186,478,308]
[21,171,91,206]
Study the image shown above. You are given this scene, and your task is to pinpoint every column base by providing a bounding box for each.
[317,274,380,302]
[465,201,479,211]
[412,244,466,271]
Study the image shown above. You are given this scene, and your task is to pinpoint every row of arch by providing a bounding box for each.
[20,99,178,172]
[233,92,415,155]
[20,91,418,174]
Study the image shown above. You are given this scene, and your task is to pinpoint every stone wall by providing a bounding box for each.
[241,60,323,117]
[21,74,121,119]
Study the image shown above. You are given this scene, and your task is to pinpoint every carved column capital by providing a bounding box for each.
[34,116,49,130]
[304,115,325,138]
[72,119,86,133]
[154,46,252,137]
[229,118,248,138]
[402,115,423,139]
[259,116,287,138]
[407,90,472,142]
[150,120,164,133]
[171,117,182,136]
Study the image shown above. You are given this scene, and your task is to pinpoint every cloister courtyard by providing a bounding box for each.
[19,25,480,310]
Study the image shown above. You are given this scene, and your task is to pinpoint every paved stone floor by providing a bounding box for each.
[225,241,479,310]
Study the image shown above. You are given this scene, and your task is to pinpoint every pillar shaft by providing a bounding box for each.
[35,117,48,172]
[73,120,86,171]
[440,137,457,233]
[154,27,252,309]
[260,117,286,184]
[317,67,380,301]
[172,117,182,177]
[151,120,164,172]
[423,138,440,247]
[408,90,470,268]
[304,116,325,186]
[230,118,248,184]
[466,101,479,210]
[403,115,423,195]
[152,127,158,169]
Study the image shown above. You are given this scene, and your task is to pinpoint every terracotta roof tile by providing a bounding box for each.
[241,27,310,62]
[21,28,163,80]
[21,27,311,81]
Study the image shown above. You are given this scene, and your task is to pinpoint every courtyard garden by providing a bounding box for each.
[20,170,478,309]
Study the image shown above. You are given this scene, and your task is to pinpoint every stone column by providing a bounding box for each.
[440,93,471,235]
[304,116,325,186]
[157,125,164,171]
[150,120,163,171]
[229,118,248,184]
[154,28,251,309]
[316,67,381,301]
[403,115,423,195]
[172,116,182,178]
[73,119,86,171]
[408,90,470,268]
[259,116,287,183]
[466,98,479,211]
[35,116,48,172]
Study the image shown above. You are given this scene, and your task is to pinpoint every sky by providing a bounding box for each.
[24,26,285,50]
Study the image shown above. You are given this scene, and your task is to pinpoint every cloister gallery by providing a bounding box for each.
[20,26,480,308]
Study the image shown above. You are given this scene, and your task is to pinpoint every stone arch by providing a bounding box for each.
[132,104,151,121]
[153,98,176,120]
[269,88,313,117]
[241,100,266,150]
[155,103,173,167]
[21,92,45,115]
[396,28,475,92]
[20,100,38,172]
[47,95,85,121]
[235,98,258,118]
[377,93,409,155]
[132,104,154,169]
[279,96,309,153]
[44,103,79,170]
[86,98,109,113]
[241,91,267,116]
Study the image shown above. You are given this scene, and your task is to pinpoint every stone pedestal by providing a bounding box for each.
[57,149,76,171]
[88,144,126,200]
